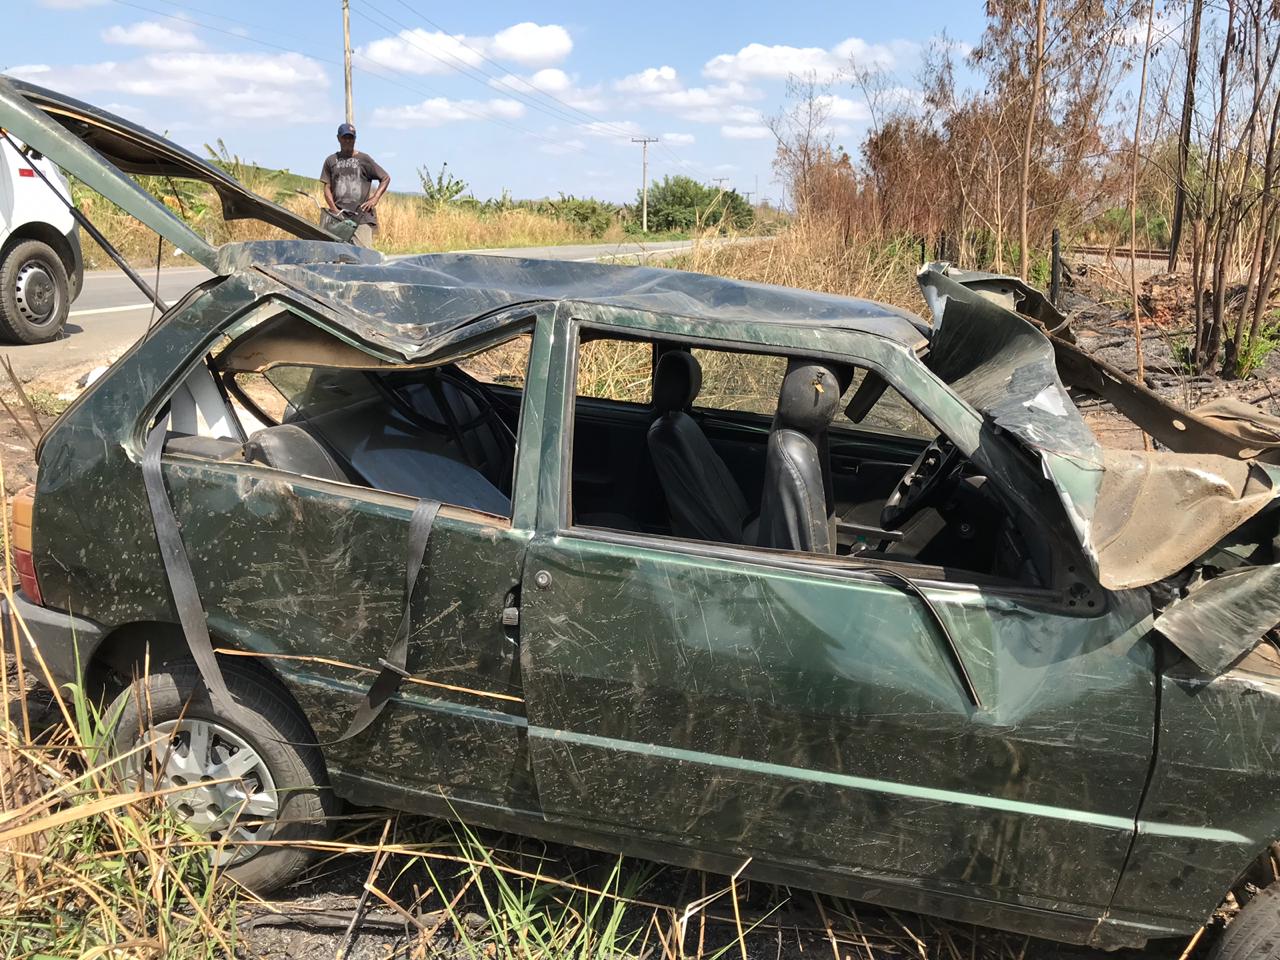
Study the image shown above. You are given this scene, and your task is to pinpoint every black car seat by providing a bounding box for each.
[646,350,753,543]
[757,360,841,553]
[244,423,352,483]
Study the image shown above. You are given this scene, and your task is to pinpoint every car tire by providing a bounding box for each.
[0,239,70,344]
[1206,884,1280,960]
[106,658,335,893]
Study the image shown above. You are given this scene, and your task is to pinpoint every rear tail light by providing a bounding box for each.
[11,486,42,606]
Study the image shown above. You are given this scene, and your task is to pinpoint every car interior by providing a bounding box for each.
[166,321,1032,582]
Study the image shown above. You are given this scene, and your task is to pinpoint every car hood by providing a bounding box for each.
[920,263,1280,672]
[0,75,350,271]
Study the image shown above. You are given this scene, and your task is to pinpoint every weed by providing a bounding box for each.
[1234,318,1280,379]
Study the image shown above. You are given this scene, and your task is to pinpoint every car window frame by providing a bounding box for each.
[142,299,548,532]
[556,312,1071,608]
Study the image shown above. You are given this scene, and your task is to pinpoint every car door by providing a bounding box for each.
[518,316,1158,921]
[156,321,550,813]
[164,463,530,807]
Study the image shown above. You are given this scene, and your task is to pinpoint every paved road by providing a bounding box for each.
[5,239,709,380]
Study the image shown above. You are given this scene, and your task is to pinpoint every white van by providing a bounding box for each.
[0,136,83,343]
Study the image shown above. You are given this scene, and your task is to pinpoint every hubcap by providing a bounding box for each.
[124,718,280,865]
[14,261,58,325]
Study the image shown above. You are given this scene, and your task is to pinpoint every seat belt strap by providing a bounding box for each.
[142,420,234,713]
[144,419,442,742]
[336,497,440,741]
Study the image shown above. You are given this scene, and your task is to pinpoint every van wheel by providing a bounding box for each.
[0,239,70,344]
[106,658,335,893]
[1206,884,1280,959]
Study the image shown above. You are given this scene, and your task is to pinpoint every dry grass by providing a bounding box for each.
[71,177,629,270]
[679,216,925,316]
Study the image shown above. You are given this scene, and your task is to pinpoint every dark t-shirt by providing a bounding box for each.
[320,150,389,226]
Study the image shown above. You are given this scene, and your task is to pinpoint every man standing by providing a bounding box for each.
[320,123,390,249]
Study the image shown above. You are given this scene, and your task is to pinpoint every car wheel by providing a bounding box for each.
[0,239,70,344]
[1206,884,1280,960]
[106,658,335,893]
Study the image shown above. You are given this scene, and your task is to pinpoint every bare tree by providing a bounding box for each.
[1020,0,1049,280]
[1130,0,1158,422]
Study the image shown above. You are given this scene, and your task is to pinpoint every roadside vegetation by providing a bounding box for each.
[70,144,763,270]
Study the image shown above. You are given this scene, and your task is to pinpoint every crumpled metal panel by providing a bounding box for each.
[919,265,1106,565]
[264,253,931,362]
[3,76,341,244]
[0,74,216,270]
[919,264,1280,595]
[1153,565,1280,673]
[1092,449,1276,591]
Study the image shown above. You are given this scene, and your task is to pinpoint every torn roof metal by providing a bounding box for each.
[261,252,933,360]
[919,263,1280,595]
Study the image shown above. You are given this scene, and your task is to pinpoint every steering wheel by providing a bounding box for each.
[880,436,964,530]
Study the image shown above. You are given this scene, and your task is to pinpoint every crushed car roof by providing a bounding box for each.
[259,251,933,359]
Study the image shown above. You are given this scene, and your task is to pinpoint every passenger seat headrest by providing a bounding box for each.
[244,423,349,483]
[776,360,841,433]
[653,350,702,414]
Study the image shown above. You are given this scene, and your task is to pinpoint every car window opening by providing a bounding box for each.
[160,315,531,521]
[570,332,1034,583]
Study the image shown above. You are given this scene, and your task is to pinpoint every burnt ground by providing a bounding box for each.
[0,263,1251,958]
[1064,252,1280,450]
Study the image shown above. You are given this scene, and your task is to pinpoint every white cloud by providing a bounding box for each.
[371,97,525,129]
[357,22,571,76]
[489,22,573,66]
[831,37,911,71]
[102,21,201,50]
[1115,9,1185,47]
[682,104,763,124]
[614,66,762,127]
[614,65,680,94]
[578,119,643,139]
[490,69,606,111]
[705,43,835,82]
[815,94,871,122]
[357,29,484,74]
[721,124,771,140]
[650,80,759,114]
[539,138,586,155]
[704,36,913,83]
[8,52,329,123]
[662,132,695,146]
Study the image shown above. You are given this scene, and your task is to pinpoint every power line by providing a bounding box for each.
[354,1,612,135]
[105,0,592,153]
[105,0,716,192]
[383,0,641,140]
[369,0,721,179]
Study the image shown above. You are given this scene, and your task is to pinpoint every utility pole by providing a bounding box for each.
[631,136,658,232]
[342,0,354,125]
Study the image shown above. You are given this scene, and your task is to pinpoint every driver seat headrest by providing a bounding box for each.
[775,360,841,434]
[653,350,702,413]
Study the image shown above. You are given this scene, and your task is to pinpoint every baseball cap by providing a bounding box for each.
[337,123,356,137]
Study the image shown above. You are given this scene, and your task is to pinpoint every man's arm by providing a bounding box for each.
[322,180,340,215]
[359,158,391,212]
[320,157,340,214]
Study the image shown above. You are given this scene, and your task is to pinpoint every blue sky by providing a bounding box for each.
[3,0,986,204]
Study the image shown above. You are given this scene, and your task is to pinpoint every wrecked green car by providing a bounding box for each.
[8,77,1280,958]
